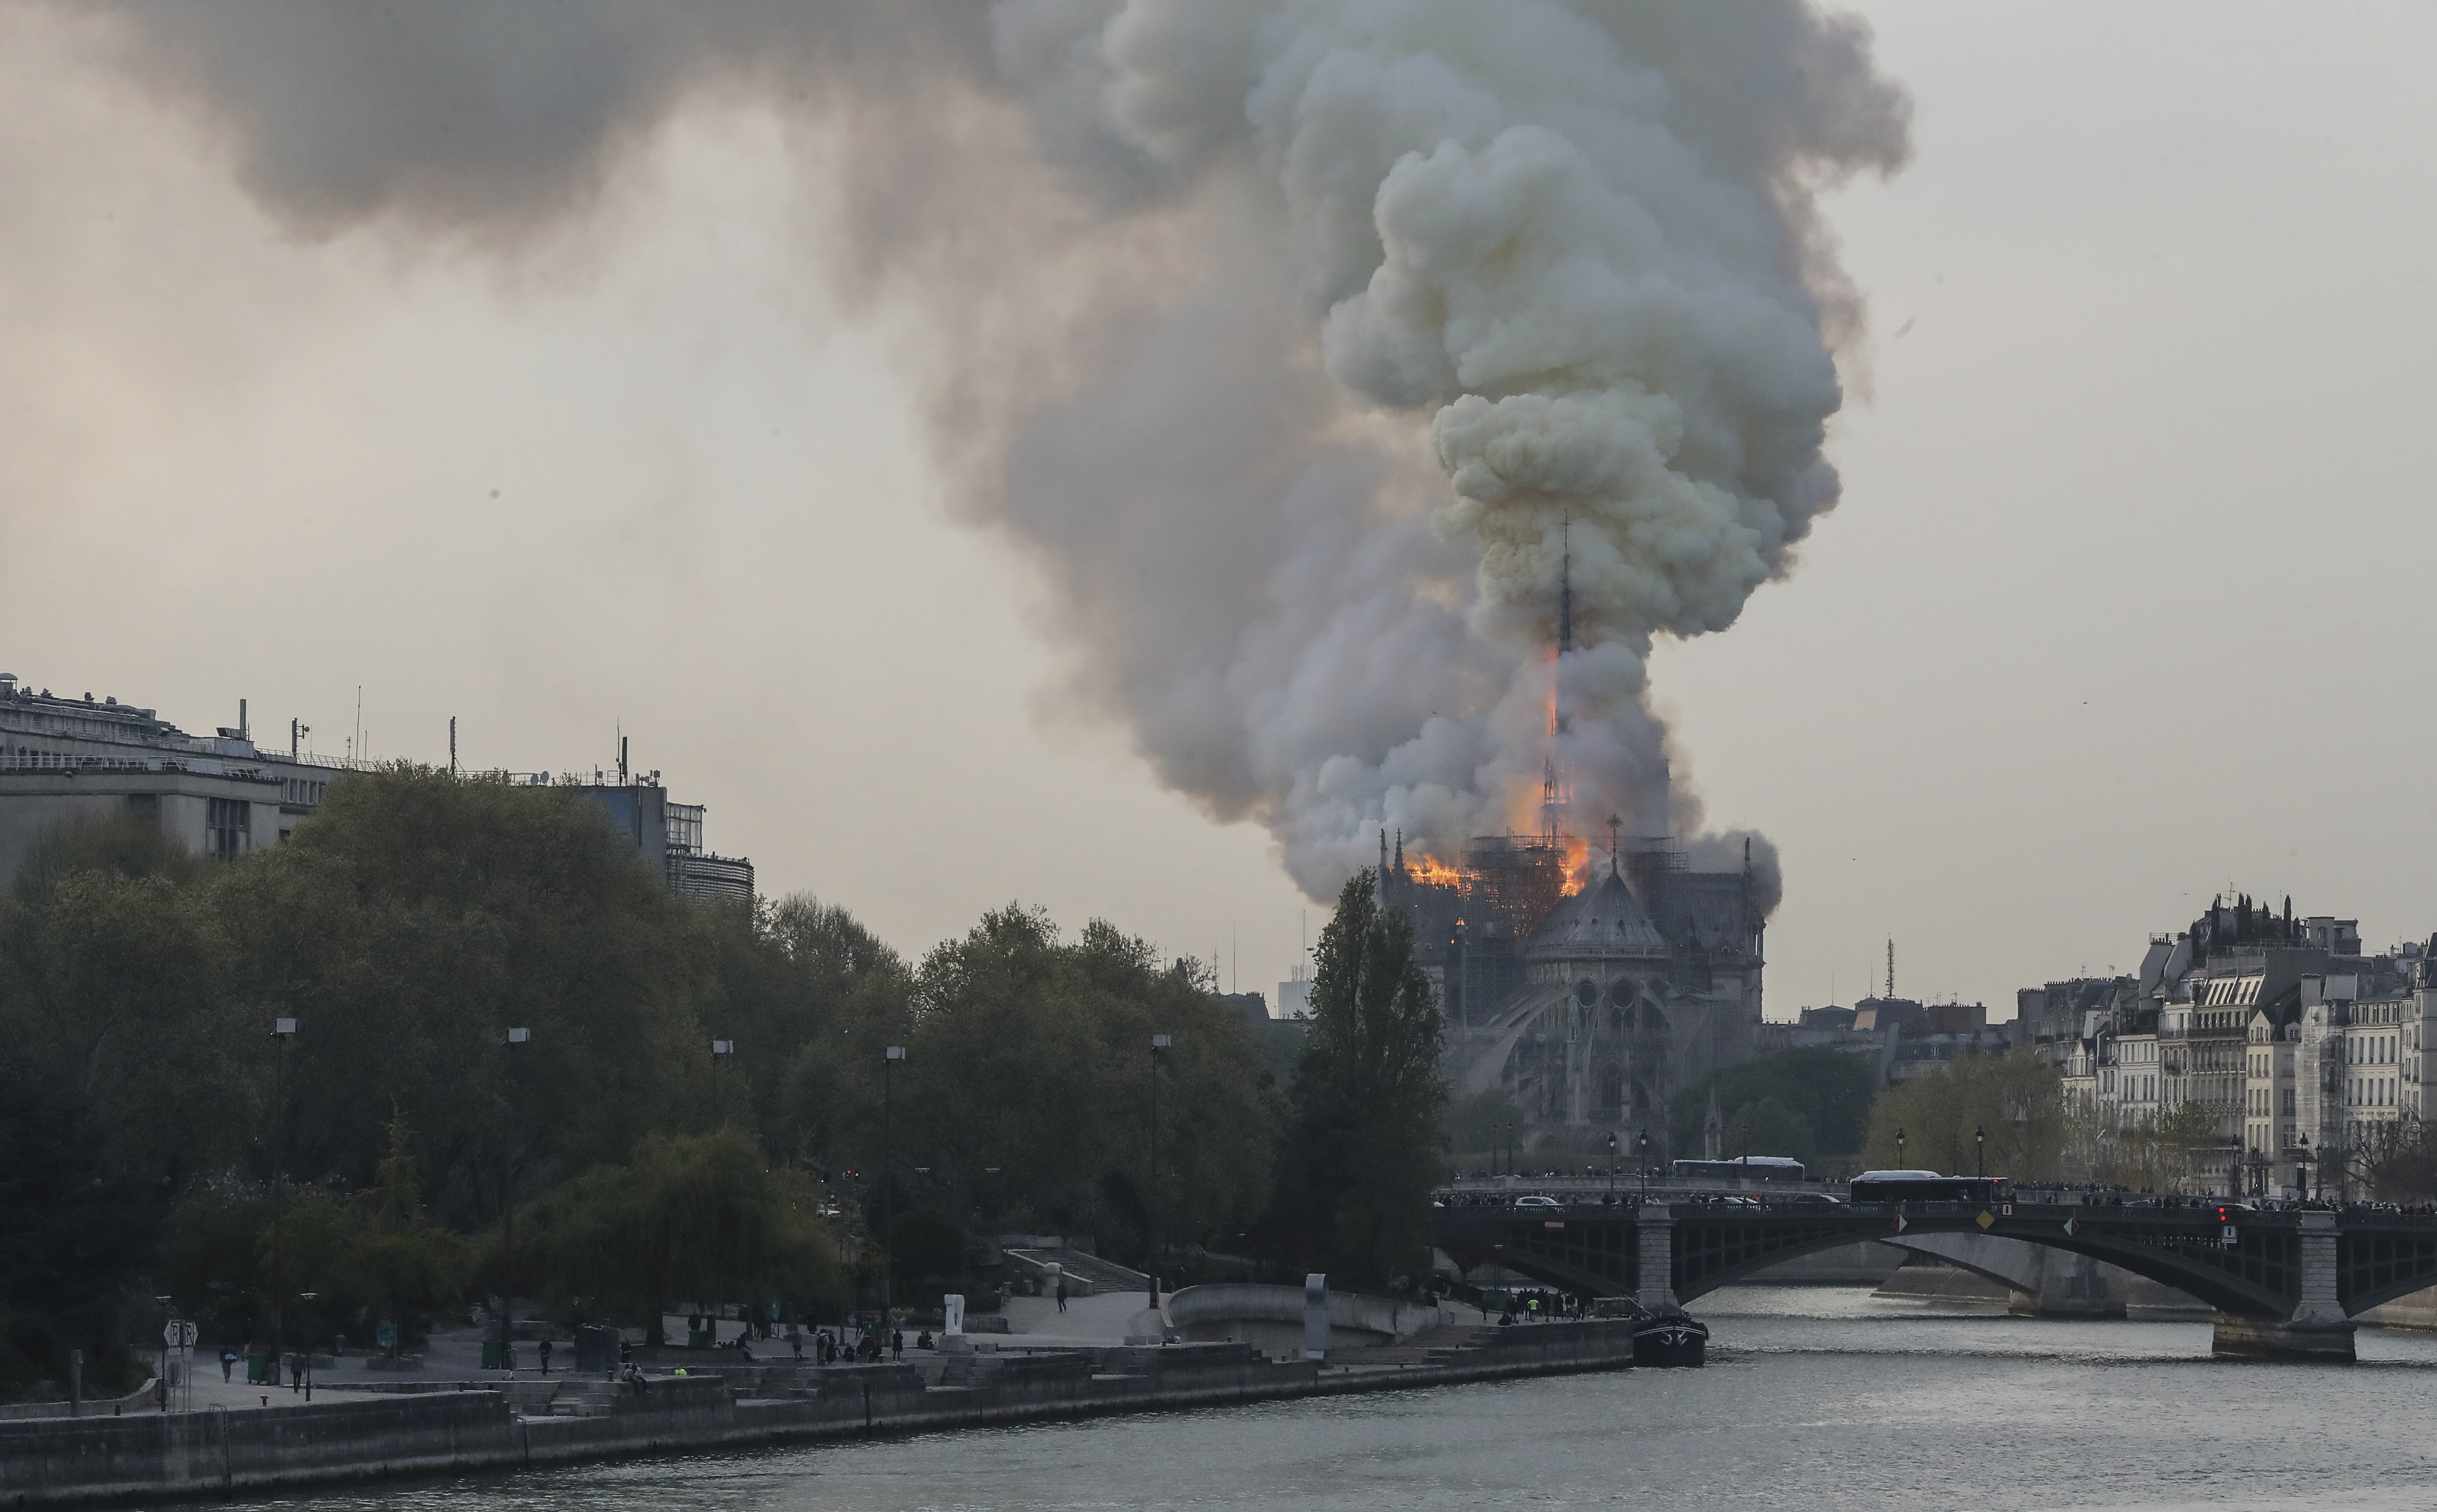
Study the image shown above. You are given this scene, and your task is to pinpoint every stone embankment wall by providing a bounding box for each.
[0,1327,1641,1508]
[1167,1285,1453,1351]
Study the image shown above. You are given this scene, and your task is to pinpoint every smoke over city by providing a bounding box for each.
[91,0,1909,912]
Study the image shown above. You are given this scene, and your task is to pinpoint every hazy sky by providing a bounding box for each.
[2,2,2430,1015]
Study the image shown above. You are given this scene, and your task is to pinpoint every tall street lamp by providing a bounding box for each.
[1637,1129,1650,1199]
[1149,1034,1171,1307]
[1976,1125,1986,1179]
[711,1038,734,1124]
[296,1292,317,1400]
[1896,1126,1907,1169]
[1606,1132,1618,1202]
[501,1027,530,1374]
[882,1046,905,1318]
[268,1018,297,1380]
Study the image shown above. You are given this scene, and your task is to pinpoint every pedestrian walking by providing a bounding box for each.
[1056,1279,1069,1313]
[220,1348,237,1384]
[890,1328,904,1362]
[538,1338,553,1375]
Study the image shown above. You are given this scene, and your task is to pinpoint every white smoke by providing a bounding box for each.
[993,0,1902,898]
[85,0,1908,908]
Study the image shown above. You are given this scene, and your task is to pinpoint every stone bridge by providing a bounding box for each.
[1434,1196,2437,1359]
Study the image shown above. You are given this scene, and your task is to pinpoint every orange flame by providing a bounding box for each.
[1407,855,1464,888]
[1559,835,1590,894]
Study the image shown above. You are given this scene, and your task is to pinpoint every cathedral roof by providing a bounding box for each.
[1530,867,1667,956]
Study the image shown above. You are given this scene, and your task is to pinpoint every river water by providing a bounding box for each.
[227,1288,2437,1512]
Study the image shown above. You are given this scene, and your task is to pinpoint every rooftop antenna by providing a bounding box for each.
[619,734,629,786]
[1886,939,1895,1000]
[449,717,458,778]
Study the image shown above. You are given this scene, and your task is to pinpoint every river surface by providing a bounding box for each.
[225,1288,2437,1512]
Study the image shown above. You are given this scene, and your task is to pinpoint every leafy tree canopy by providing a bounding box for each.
[1670,1046,1878,1163]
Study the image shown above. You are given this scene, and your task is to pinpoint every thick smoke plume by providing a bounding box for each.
[88,0,1909,912]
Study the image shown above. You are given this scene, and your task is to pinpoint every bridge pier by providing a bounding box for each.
[1636,1204,1678,1314]
[2211,1211,2355,1362]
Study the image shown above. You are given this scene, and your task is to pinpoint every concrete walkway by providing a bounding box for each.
[998,1291,1167,1349]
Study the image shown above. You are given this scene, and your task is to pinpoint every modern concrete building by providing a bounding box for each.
[554,783,756,905]
[0,673,348,883]
[0,672,754,907]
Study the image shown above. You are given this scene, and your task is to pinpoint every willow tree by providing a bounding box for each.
[521,1128,840,1343]
[1274,869,1447,1288]
[1862,1051,2074,1182]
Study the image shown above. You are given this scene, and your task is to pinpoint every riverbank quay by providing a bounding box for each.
[0,1321,1640,1507]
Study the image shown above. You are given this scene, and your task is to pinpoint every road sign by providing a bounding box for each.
[2062,1218,2079,1237]
[162,1320,196,1348]
[1892,1215,1908,1232]
[1975,1210,1996,1230]
[2222,1223,2239,1246]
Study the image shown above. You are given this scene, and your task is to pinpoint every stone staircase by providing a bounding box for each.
[1003,1245,1153,1299]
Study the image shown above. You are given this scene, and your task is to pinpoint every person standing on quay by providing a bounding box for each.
[1056,1280,1068,1314]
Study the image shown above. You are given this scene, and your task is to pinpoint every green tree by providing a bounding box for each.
[704,895,910,1153]
[323,1117,471,1335]
[213,766,711,1218]
[1670,1047,1878,1165]
[1443,1087,1524,1168]
[1270,870,1447,1288]
[831,908,1275,1274]
[1724,1097,1814,1164]
[0,823,249,1182]
[520,1129,841,1344]
[0,1057,163,1402]
[1862,1051,2072,1181]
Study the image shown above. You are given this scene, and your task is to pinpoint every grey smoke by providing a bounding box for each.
[85,0,1906,912]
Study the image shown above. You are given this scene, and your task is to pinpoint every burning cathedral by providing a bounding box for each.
[1375,554,1767,1148]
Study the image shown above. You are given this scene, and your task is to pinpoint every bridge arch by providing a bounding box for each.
[1431,1202,2378,1321]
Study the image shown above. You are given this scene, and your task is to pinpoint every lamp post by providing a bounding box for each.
[1976,1125,1986,1179]
[1637,1129,1650,1199]
[1149,1034,1171,1306]
[711,1038,733,1124]
[268,1018,297,1381]
[1606,1132,1618,1202]
[1896,1126,1907,1169]
[154,1295,172,1411]
[882,1046,905,1318]
[296,1293,317,1400]
[2297,1132,2314,1203]
[501,1027,530,1374]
